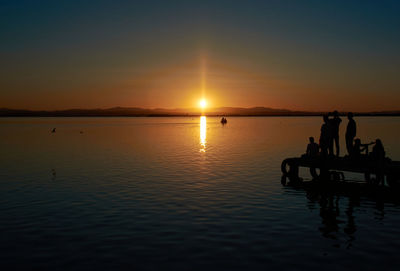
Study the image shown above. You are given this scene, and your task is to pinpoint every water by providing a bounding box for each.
[1,117,400,270]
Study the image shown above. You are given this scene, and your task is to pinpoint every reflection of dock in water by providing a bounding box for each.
[282,176,400,204]
[282,175,399,248]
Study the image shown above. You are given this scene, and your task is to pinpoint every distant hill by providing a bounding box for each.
[0,107,399,117]
[206,107,305,116]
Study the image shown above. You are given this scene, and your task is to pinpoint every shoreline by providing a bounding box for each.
[1,114,400,117]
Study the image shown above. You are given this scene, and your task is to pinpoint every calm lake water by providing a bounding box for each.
[1,117,400,270]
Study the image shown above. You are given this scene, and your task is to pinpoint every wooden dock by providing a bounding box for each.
[281,155,400,187]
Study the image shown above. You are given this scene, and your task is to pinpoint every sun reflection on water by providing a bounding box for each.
[200,116,206,152]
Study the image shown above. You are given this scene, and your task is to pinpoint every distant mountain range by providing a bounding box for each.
[0,107,399,117]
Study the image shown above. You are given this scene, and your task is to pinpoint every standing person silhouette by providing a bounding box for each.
[345,112,356,156]
[329,110,342,156]
[319,115,331,158]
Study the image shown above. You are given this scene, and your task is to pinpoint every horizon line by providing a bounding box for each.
[1,106,400,117]
[1,106,400,113]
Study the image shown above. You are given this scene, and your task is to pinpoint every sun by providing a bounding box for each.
[199,99,207,109]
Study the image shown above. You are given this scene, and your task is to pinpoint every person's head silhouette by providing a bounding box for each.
[333,110,339,117]
[309,137,314,143]
[348,112,353,120]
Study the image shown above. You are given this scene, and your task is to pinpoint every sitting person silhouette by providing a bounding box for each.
[370,139,386,185]
[370,139,385,162]
[352,138,374,159]
[306,137,319,157]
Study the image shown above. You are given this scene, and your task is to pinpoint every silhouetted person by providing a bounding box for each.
[319,115,332,157]
[306,137,319,157]
[370,139,385,162]
[370,139,386,185]
[51,128,56,133]
[352,139,362,158]
[329,110,342,156]
[345,112,356,155]
[352,138,374,159]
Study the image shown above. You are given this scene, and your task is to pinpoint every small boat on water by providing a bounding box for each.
[220,117,227,124]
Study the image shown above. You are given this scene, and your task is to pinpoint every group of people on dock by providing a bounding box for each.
[306,111,385,161]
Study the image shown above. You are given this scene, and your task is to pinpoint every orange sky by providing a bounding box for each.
[1,1,399,111]
[1,53,399,112]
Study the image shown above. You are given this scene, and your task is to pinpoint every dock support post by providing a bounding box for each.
[281,159,300,182]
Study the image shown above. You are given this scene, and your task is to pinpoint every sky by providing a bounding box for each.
[1,0,399,111]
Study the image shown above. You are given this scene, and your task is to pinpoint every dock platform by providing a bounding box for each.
[281,155,400,187]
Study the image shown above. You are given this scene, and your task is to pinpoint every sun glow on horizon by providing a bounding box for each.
[199,99,207,109]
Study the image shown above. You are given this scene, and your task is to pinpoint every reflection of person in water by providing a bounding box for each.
[344,196,358,249]
[305,189,359,247]
[319,194,340,239]
[329,110,342,157]
[306,137,319,157]
[345,112,356,155]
